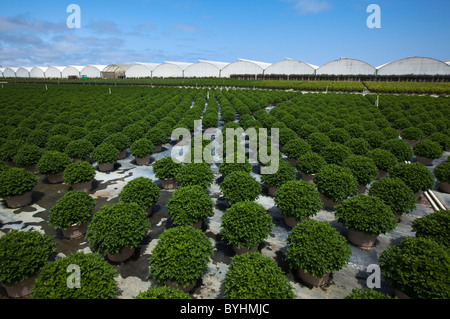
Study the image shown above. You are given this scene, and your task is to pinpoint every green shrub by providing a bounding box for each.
[392,118,412,130]
[224,252,295,299]
[49,191,95,230]
[64,139,95,159]
[429,132,450,151]
[413,139,443,159]
[123,124,145,143]
[260,159,296,188]
[0,230,56,287]
[297,124,318,139]
[103,132,130,152]
[30,252,118,299]
[345,288,395,299]
[321,143,353,165]
[8,127,31,141]
[149,226,213,288]
[84,120,102,131]
[37,151,71,175]
[327,128,351,144]
[67,126,88,140]
[27,129,48,148]
[119,177,160,210]
[166,185,214,226]
[381,127,399,140]
[342,155,378,186]
[13,144,45,167]
[306,132,332,153]
[434,161,450,183]
[0,139,25,161]
[274,180,323,220]
[345,123,364,138]
[296,152,327,175]
[85,129,109,147]
[86,202,150,255]
[176,162,214,190]
[153,157,183,180]
[344,138,371,156]
[219,154,252,177]
[286,219,352,278]
[91,143,119,164]
[221,201,273,249]
[278,127,298,146]
[401,127,424,141]
[379,237,450,299]
[417,122,437,136]
[0,160,10,173]
[146,127,168,146]
[0,167,37,198]
[389,162,435,193]
[368,177,417,216]
[381,139,414,162]
[134,286,191,299]
[220,171,261,205]
[130,138,155,159]
[412,210,450,248]
[63,161,96,185]
[363,130,387,149]
[45,135,71,153]
[283,138,312,159]
[367,148,398,172]
[314,164,358,202]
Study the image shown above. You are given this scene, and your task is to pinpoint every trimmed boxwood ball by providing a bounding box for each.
[0,160,10,173]
[413,139,444,159]
[30,252,118,299]
[64,139,95,159]
[103,132,130,152]
[49,191,95,230]
[314,164,358,202]
[86,202,150,255]
[0,139,25,162]
[122,123,146,143]
[367,148,398,172]
[0,167,37,198]
[306,132,332,153]
[84,129,109,147]
[368,178,417,216]
[37,151,72,175]
[344,138,371,156]
[342,155,378,186]
[321,143,352,165]
[119,177,160,210]
[274,180,323,220]
[130,138,155,159]
[286,219,352,279]
[297,124,318,139]
[381,127,400,140]
[283,138,312,160]
[146,127,168,146]
[13,144,45,167]
[389,162,435,193]
[345,288,395,299]
[219,154,252,177]
[176,162,214,190]
[363,130,387,149]
[278,127,298,147]
[8,127,31,141]
[260,159,296,188]
[45,135,71,153]
[380,139,414,162]
[166,185,214,226]
[434,161,450,183]
[91,143,119,164]
[27,129,48,148]
[223,252,295,299]
[63,161,96,186]
[417,122,438,136]
[153,157,183,180]
[134,286,191,299]
[67,126,88,140]
[334,195,397,236]
[379,237,450,299]
[149,226,213,288]
[0,230,56,287]
[327,128,351,144]
[221,201,274,249]
[401,127,424,141]
[412,210,450,248]
[296,152,327,175]
[429,132,450,151]
[220,171,261,205]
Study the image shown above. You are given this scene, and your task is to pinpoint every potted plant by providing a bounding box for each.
[166,185,214,229]
[223,252,295,299]
[334,195,397,249]
[119,177,160,215]
[286,219,352,287]
[344,138,371,156]
[367,148,398,179]
[37,151,72,183]
[130,138,155,166]
[134,286,191,299]
[0,168,37,208]
[380,139,414,162]
[175,162,215,191]
[45,135,71,153]
[434,161,450,193]
[27,129,48,148]
[63,161,96,192]
[85,129,109,148]
[342,155,378,192]
[148,226,213,292]
[86,202,150,263]
[153,157,183,189]
[306,132,332,154]
[103,132,131,160]
[0,160,10,173]
[64,139,95,161]
[30,251,118,299]
[389,162,435,200]
[368,177,417,221]
[122,123,146,143]
[218,154,252,178]
[412,210,449,248]
[49,191,96,239]
[314,164,359,209]
[327,128,351,144]
[400,127,424,147]
[0,230,56,298]
[379,237,449,299]
[91,143,119,172]
[13,144,45,172]
[274,180,323,227]
[0,139,25,162]
[221,201,274,254]
[146,127,168,152]
[321,142,353,165]
[260,159,296,197]
[296,152,327,183]
[220,171,261,205]
[363,130,387,149]
[282,138,312,167]
[413,139,444,166]
[345,288,395,299]
[429,132,450,152]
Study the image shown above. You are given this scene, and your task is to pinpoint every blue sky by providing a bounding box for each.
[1,0,449,68]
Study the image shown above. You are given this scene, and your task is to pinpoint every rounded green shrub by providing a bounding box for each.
[283,138,312,160]
[146,127,168,146]
[84,129,109,147]
[176,162,214,190]
[363,130,387,149]
[13,144,45,167]
[123,124,145,142]
[381,139,414,162]
[219,154,252,177]
[119,177,160,210]
[429,132,450,151]
[389,162,435,193]
[0,139,25,162]
[91,143,119,164]
[314,164,358,202]
[321,143,353,165]
[49,191,95,230]
[345,288,394,299]
[417,122,437,136]
[130,138,155,159]
[0,167,37,198]
[367,148,398,172]
[27,129,48,148]
[153,157,183,180]
[67,126,88,140]
[0,160,10,173]
[413,139,443,159]
[64,139,95,160]
[297,124,318,139]
[220,171,261,205]
[296,152,327,175]
[401,127,424,141]
[381,127,400,140]
[45,135,71,153]
[103,132,130,152]
[434,161,450,183]
[342,155,378,186]
[134,286,191,299]
[37,151,72,175]
[306,132,332,153]
[412,210,450,248]
[63,161,96,185]
[260,159,296,188]
[278,127,298,146]
[344,138,371,156]
[327,128,351,144]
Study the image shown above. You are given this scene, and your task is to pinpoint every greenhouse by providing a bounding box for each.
[152,61,193,78]
[184,60,229,78]
[29,66,48,78]
[265,59,318,76]
[0,68,4,78]
[80,65,107,79]
[221,59,271,78]
[102,64,132,79]
[316,58,376,76]
[125,63,161,78]
[62,66,85,79]
[15,67,32,78]
[45,66,65,78]
[3,67,18,78]
[377,57,450,76]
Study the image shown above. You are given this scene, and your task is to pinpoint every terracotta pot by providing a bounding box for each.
[357,184,366,193]
[267,186,278,197]
[5,191,33,209]
[117,149,127,160]
[319,193,341,210]
[98,162,114,172]
[301,173,315,184]
[192,220,202,230]
[288,158,297,168]
[135,155,150,166]
[416,156,434,166]
[70,180,93,192]
[377,169,388,179]
[61,223,88,239]
[284,216,304,228]
[297,268,329,287]
[395,289,411,299]
[232,244,258,255]
[107,246,135,263]
[347,229,377,249]
[166,279,196,293]
[154,145,163,153]
[47,172,64,184]
[403,139,418,148]
[2,275,37,298]
[161,178,178,190]
[439,181,450,194]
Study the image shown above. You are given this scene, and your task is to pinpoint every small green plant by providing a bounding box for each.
[345,288,395,299]
[134,286,191,299]
[119,177,160,210]
[146,127,168,146]
[153,157,183,180]
[220,171,261,205]
[45,135,71,153]
[412,210,450,248]
[314,164,358,202]
[413,139,444,159]
[221,201,274,249]
[0,230,56,287]
[278,127,298,147]
[260,159,296,188]
[223,252,295,299]
[37,151,72,175]
[381,139,414,162]
[85,129,109,147]
[0,161,10,173]
[0,167,37,198]
[49,191,95,230]
[379,237,450,299]
[67,126,88,140]
[381,127,399,140]
[30,252,118,299]
[342,155,378,186]
[401,127,424,141]
[166,185,214,226]
[91,143,119,164]
[286,219,352,278]
[103,132,130,152]
[306,132,332,153]
[296,152,327,175]
[434,161,450,183]
[63,161,96,185]
[367,148,398,172]
[344,138,371,156]
[149,226,213,288]
[429,132,450,151]
[283,138,312,159]
[176,162,214,190]
[13,144,45,167]
[321,143,353,165]
[27,129,48,148]
[130,138,155,159]
[64,139,95,159]
[86,202,150,255]
[327,128,351,144]
[417,122,437,136]
[219,154,252,177]
[123,124,146,143]
[0,139,25,162]
[363,130,387,149]
[389,162,435,193]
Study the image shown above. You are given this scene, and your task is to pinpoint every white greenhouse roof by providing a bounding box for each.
[164,61,194,70]
[135,62,161,71]
[198,60,230,70]
[238,59,272,70]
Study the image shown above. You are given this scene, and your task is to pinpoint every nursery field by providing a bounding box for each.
[0,84,449,303]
